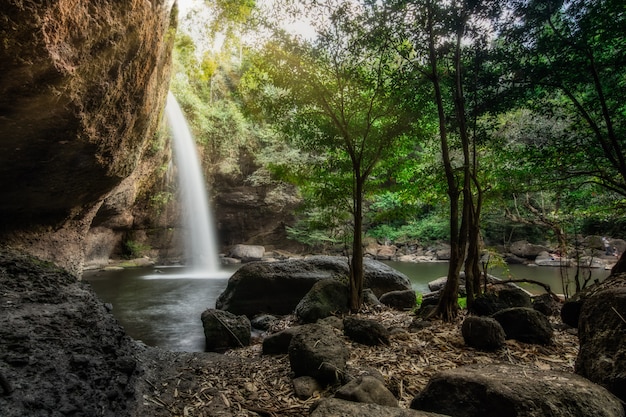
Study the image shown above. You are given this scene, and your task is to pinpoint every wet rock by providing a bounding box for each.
[288,324,348,385]
[200,309,251,352]
[295,280,349,323]
[461,316,505,351]
[411,364,624,417]
[492,307,553,345]
[343,316,390,346]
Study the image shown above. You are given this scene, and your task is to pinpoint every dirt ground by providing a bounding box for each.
[0,248,580,417]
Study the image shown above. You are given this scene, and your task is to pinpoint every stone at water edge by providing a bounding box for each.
[228,244,265,262]
[215,256,411,318]
[200,309,251,352]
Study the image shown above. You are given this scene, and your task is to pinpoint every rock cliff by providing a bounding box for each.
[0,0,176,275]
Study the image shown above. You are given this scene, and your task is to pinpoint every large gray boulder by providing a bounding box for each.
[561,273,626,328]
[228,244,265,262]
[312,398,450,417]
[576,283,626,402]
[295,279,349,323]
[411,364,624,417]
[216,256,411,317]
[288,323,348,385]
[510,240,550,259]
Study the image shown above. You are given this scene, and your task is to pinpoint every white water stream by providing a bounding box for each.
[163,91,228,278]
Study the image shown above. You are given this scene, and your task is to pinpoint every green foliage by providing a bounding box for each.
[367,211,450,244]
[150,191,173,215]
[123,240,150,259]
[457,297,467,310]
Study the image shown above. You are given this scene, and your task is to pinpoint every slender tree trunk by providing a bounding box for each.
[426,0,461,321]
[349,175,365,312]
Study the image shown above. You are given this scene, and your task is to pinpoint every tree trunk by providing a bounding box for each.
[349,176,365,312]
[425,0,462,321]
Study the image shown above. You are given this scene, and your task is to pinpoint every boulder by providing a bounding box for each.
[295,280,349,323]
[375,245,397,260]
[461,316,505,351]
[492,307,553,345]
[312,398,450,417]
[288,324,348,385]
[469,287,532,316]
[534,251,569,267]
[216,256,411,317]
[561,273,626,328]
[200,309,251,352]
[411,364,624,417]
[228,244,265,262]
[379,289,417,310]
[510,240,550,259]
[343,316,390,346]
[576,284,626,402]
[335,376,398,407]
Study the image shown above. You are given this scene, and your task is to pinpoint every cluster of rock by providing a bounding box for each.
[201,256,626,416]
[358,237,626,269]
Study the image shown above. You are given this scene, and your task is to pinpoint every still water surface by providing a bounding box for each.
[85,262,609,352]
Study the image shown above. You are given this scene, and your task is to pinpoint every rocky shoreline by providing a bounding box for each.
[2,248,625,417]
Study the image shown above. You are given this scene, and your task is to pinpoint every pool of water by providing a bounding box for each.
[85,261,609,352]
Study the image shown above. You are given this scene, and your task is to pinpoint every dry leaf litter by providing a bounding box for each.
[142,308,578,417]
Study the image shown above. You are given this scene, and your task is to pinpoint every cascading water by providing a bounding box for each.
[164,91,223,276]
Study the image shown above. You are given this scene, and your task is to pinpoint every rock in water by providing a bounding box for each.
[216,256,411,317]
[201,309,251,352]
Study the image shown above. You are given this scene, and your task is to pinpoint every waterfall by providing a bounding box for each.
[165,91,221,274]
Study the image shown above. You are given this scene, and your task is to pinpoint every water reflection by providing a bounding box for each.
[85,266,234,352]
[85,262,609,352]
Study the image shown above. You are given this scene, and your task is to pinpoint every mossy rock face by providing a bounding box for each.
[0,1,175,274]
